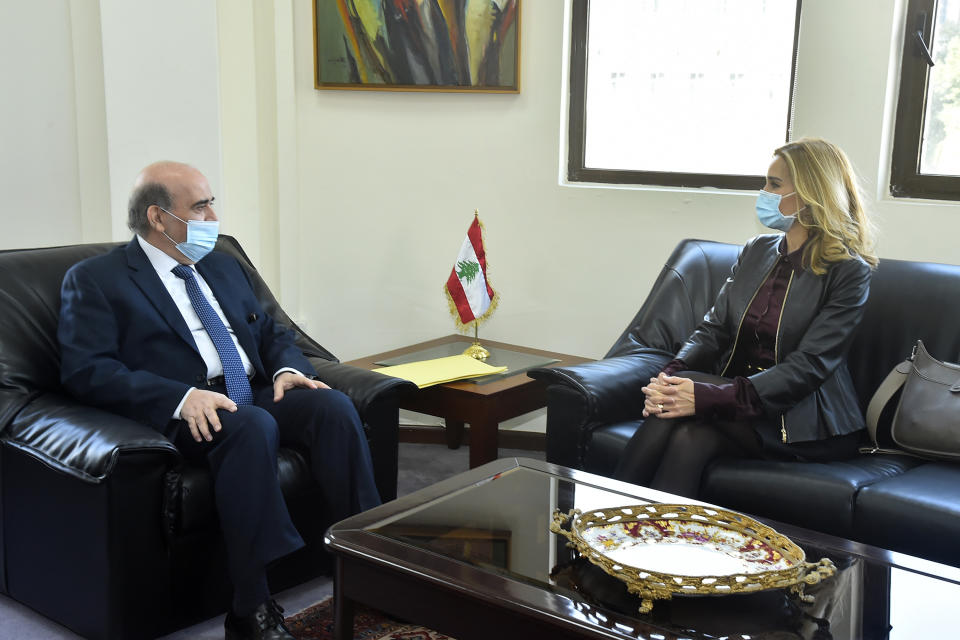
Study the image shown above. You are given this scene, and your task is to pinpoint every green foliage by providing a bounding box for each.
[924,8,960,172]
[456,260,481,283]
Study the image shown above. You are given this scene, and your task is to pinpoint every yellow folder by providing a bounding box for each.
[373,354,508,389]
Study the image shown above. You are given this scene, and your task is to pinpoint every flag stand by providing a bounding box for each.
[446,210,497,361]
[462,321,490,360]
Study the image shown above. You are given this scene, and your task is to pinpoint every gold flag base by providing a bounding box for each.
[462,321,489,360]
[462,341,490,361]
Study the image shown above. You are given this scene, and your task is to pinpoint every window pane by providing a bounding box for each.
[920,0,960,176]
[583,0,798,176]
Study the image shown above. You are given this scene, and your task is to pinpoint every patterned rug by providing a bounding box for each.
[285,597,455,640]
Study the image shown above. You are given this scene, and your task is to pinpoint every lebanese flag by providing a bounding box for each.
[444,213,499,328]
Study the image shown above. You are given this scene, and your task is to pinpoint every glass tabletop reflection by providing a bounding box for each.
[357,464,960,640]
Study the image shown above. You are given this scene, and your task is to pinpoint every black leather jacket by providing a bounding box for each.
[676,234,872,443]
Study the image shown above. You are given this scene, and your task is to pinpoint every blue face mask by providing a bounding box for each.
[755,190,802,232]
[159,207,219,262]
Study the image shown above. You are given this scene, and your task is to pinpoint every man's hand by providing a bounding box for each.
[180,389,237,442]
[641,372,695,419]
[273,371,329,403]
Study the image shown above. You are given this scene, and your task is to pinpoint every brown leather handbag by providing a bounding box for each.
[865,340,960,461]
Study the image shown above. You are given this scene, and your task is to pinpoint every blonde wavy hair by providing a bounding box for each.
[775,138,878,274]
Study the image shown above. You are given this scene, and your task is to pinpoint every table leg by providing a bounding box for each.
[333,559,355,640]
[861,562,891,639]
[444,419,464,449]
[468,416,499,468]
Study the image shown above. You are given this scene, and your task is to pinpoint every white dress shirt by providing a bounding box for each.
[138,235,254,379]
[137,236,299,418]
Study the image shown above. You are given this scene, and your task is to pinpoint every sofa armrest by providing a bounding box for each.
[530,353,671,470]
[529,351,672,424]
[310,359,416,418]
[4,392,180,484]
[539,383,593,468]
[0,389,37,434]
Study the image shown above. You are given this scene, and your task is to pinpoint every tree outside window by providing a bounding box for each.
[891,0,960,200]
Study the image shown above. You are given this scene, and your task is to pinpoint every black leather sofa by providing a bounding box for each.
[0,235,414,639]
[531,238,960,568]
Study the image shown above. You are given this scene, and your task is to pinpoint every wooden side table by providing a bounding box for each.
[345,335,591,468]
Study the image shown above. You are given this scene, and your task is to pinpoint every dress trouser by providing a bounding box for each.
[613,371,862,499]
[614,413,763,499]
[167,383,381,614]
[613,371,765,500]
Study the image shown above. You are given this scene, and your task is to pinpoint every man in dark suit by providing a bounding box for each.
[58,161,380,640]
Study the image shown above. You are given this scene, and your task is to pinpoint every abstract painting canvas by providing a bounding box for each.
[313,0,520,92]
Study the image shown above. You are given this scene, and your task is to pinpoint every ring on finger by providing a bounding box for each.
[657,403,664,411]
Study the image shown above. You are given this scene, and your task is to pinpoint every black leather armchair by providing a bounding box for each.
[531,238,960,568]
[0,235,414,639]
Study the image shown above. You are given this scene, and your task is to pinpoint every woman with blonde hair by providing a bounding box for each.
[615,138,878,498]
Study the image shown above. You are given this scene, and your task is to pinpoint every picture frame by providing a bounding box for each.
[312,0,520,93]
[378,524,511,569]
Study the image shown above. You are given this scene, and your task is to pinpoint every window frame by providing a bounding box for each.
[566,0,803,190]
[890,0,960,200]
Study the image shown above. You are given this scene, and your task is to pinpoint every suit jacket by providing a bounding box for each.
[58,238,316,430]
[676,234,872,442]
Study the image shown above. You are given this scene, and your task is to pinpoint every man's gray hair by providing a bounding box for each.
[127,182,173,235]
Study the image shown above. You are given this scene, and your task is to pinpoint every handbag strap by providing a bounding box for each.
[865,358,912,448]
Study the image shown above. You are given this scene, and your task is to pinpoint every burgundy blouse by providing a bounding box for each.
[662,237,805,421]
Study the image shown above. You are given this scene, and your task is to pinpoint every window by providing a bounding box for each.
[567,0,802,189]
[891,0,960,200]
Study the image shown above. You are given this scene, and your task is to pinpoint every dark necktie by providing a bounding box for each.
[172,264,253,405]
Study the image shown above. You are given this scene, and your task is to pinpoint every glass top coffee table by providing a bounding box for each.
[325,458,960,639]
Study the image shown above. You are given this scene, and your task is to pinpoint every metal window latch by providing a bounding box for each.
[915,12,936,67]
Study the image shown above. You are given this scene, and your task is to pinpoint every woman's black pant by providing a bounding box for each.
[614,412,764,500]
[614,371,764,499]
[613,371,861,499]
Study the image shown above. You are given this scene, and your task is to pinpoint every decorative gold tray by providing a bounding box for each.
[550,504,835,613]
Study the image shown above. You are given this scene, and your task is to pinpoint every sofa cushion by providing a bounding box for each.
[701,455,922,538]
[854,464,960,567]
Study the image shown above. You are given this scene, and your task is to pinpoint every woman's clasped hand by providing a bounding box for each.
[641,373,695,418]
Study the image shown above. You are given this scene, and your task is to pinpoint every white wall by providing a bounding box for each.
[0,0,223,249]
[99,0,224,240]
[0,1,83,249]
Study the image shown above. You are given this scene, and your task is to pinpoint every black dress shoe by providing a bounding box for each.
[224,599,294,640]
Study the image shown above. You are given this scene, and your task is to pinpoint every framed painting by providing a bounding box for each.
[313,0,520,93]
